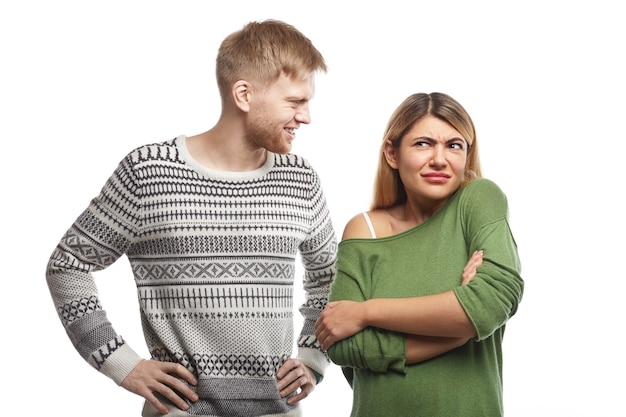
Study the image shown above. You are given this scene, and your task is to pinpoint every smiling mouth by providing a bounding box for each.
[285,128,296,140]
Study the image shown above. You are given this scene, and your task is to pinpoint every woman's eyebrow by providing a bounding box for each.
[412,136,465,143]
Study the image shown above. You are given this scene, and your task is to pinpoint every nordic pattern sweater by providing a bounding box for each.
[46,135,337,416]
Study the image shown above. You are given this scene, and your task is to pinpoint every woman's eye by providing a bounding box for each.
[450,142,464,150]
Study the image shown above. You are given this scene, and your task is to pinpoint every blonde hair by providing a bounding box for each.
[216,20,327,99]
[371,92,482,210]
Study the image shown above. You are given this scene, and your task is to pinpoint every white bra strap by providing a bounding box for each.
[361,212,377,238]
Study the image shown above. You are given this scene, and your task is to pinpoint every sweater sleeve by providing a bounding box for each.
[296,168,338,378]
[454,179,524,341]
[45,154,145,385]
[326,243,407,374]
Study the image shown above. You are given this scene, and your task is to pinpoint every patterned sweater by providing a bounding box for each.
[46,135,338,417]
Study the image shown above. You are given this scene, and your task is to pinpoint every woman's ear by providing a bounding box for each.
[383,140,399,169]
[232,80,251,112]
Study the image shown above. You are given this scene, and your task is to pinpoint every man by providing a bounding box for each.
[46,20,337,417]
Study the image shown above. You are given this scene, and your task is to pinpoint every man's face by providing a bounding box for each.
[245,72,315,154]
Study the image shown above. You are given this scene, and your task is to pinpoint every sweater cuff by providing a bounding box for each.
[297,346,329,380]
[94,343,144,385]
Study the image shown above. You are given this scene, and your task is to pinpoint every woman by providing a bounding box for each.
[314,92,523,416]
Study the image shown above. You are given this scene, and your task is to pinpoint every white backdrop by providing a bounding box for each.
[2,1,624,416]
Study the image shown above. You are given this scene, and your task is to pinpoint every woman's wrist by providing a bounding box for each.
[362,299,377,328]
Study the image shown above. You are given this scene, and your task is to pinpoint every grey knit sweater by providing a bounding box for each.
[46,135,337,416]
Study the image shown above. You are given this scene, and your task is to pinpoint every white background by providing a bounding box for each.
[2,1,624,416]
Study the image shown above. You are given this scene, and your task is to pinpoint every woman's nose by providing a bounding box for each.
[429,145,447,166]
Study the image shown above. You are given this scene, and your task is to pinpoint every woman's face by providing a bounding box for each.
[385,114,469,205]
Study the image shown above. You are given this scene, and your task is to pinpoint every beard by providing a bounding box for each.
[245,111,292,155]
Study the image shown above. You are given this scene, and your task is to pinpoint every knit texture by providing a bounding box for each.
[327,179,523,417]
[46,135,337,416]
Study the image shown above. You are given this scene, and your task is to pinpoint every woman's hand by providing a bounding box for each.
[462,250,483,285]
[314,300,367,351]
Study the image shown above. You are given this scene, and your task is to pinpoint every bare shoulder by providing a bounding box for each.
[341,210,391,240]
[341,213,374,240]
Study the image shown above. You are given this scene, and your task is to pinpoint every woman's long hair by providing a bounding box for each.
[371,92,482,210]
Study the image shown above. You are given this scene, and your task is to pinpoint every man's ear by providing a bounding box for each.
[383,140,399,169]
[232,80,251,112]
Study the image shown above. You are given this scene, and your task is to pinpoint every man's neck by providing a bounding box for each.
[186,128,267,172]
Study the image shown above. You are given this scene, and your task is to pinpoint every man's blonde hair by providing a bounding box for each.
[216,20,327,100]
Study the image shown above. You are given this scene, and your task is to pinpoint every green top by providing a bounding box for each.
[327,179,524,417]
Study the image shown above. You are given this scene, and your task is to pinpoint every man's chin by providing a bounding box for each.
[269,143,293,155]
